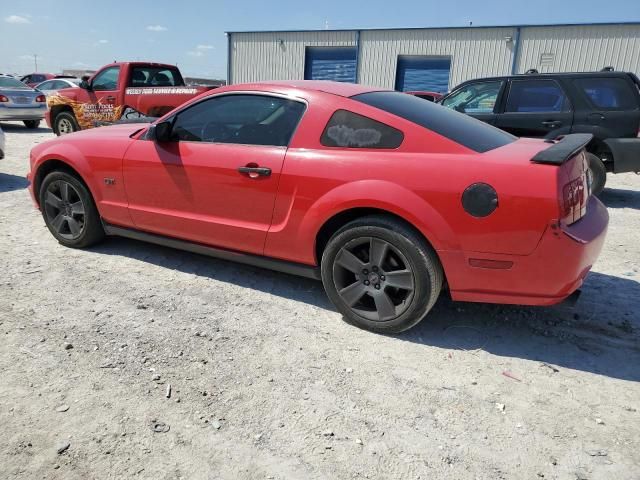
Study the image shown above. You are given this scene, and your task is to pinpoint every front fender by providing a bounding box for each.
[30,141,102,205]
[299,180,460,261]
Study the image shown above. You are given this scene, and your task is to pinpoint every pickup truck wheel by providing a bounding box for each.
[23,120,40,129]
[39,171,105,248]
[587,153,607,196]
[321,216,443,334]
[54,112,79,136]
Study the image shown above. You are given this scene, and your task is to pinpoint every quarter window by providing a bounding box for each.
[321,110,404,149]
[505,79,570,113]
[573,77,638,110]
[92,67,120,91]
[171,94,305,146]
[441,81,503,113]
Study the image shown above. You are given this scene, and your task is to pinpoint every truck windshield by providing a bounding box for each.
[128,67,184,87]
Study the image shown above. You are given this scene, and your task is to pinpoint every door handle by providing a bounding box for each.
[541,120,562,128]
[238,166,271,177]
[105,96,116,102]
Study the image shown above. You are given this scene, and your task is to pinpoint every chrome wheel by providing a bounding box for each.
[57,118,74,135]
[332,236,415,322]
[43,180,86,240]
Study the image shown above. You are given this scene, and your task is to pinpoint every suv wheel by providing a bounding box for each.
[587,153,607,196]
[39,171,105,248]
[321,216,443,333]
[54,112,79,136]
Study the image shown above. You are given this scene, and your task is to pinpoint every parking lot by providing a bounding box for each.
[1,121,639,479]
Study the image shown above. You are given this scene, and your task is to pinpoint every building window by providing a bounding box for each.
[395,56,451,94]
[304,47,357,83]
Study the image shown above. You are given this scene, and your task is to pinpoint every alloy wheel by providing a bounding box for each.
[332,236,415,322]
[43,180,86,240]
[58,118,74,135]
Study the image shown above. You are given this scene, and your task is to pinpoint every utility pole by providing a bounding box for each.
[33,54,38,71]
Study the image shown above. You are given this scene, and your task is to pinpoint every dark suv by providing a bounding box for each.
[440,70,640,194]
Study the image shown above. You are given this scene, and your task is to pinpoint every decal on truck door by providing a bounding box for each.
[48,94,124,130]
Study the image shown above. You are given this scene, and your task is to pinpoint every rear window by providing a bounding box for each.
[573,77,639,110]
[353,91,516,153]
[321,110,404,149]
[129,67,184,87]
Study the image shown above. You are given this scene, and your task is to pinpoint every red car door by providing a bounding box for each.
[122,93,306,255]
[78,65,122,128]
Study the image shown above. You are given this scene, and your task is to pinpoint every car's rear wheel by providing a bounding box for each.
[24,120,40,129]
[54,112,79,136]
[321,216,443,333]
[39,171,105,248]
[587,153,607,196]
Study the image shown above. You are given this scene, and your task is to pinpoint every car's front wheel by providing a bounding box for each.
[54,112,79,136]
[39,171,105,248]
[321,216,443,333]
[24,120,40,129]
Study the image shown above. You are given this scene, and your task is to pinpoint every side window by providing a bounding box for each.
[32,74,45,83]
[505,79,571,113]
[573,77,638,110]
[37,80,55,90]
[129,67,181,87]
[441,81,503,113]
[321,110,404,149]
[92,67,120,91]
[21,75,32,83]
[171,94,306,147]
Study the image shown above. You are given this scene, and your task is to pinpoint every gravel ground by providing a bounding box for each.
[1,121,639,480]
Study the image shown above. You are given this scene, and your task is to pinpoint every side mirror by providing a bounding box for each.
[149,121,173,142]
[79,75,92,90]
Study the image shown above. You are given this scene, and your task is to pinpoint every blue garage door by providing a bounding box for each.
[395,56,451,94]
[304,47,357,83]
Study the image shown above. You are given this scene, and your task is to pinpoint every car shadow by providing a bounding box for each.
[0,121,52,134]
[0,172,29,192]
[599,187,640,210]
[91,236,640,382]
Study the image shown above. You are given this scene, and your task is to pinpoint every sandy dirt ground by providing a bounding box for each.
[0,121,639,480]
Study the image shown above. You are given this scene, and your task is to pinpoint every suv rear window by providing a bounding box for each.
[573,77,638,110]
[353,91,516,153]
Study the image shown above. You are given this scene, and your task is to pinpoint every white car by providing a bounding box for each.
[0,125,5,159]
[34,77,81,97]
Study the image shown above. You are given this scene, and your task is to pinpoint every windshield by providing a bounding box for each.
[0,77,31,89]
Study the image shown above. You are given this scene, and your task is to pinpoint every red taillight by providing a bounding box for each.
[36,94,46,103]
[0,95,8,102]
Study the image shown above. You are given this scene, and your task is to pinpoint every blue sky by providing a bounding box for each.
[1,0,639,79]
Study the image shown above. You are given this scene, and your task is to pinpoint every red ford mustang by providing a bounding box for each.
[27,81,608,333]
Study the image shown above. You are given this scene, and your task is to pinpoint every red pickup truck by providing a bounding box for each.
[46,62,216,135]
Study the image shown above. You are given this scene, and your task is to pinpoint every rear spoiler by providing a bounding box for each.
[531,134,593,165]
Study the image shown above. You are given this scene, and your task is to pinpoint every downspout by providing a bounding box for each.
[355,30,361,84]
[510,26,521,75]
[226,32,232,85]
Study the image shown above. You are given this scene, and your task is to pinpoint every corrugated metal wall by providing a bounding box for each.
[358,28,515,89]
[516,25,640,75]
[229,31,356,84]
[229,24,640,89]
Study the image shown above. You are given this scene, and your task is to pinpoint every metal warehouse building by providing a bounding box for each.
[226,22,640,92]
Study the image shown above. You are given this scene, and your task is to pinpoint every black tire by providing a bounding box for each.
[39,171,105,248]
[54,112,80,136]
[23,120,40,129]
[587,153,607,196]
[321,215,443,333]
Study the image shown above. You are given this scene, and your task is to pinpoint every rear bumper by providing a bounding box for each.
[442,196,609,306]
[0,105,46,121]
[605,138,640,173]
